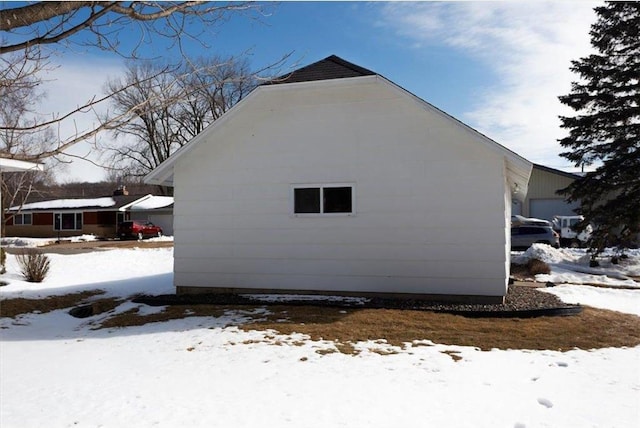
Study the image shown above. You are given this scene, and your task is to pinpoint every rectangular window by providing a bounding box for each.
[54,212,83,231]
[13,213,32,225]
[323,187,352,213]
[294,188,321,213]
[292,184,354,215]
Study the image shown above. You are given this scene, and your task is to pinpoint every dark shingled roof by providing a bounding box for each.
[265,55,376,85]
[533,163,582,179]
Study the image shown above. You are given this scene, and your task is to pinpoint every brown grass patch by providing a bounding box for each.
[335,342,358,355]
[3,293,640,353]
[441,350,463,362]
[315,348,338,355]
[370,348,400,356]
[0,290,104,318]
[97,304,231,329]
[87,297,125,316]
[239,305,640,352]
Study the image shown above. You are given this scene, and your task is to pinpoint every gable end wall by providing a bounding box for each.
[172,79,510,299]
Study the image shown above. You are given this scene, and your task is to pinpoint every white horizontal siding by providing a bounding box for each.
[174,212,503,234]
[174,226,504,247]
[175,257,503,279]
[174,242,504,262]
[174,271,503,296]
[172,78,509,297]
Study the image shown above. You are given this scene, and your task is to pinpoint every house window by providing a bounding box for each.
[294,188,321,213]
[54,212,83,231]
[13,213,32,225]
[292,184,354,215]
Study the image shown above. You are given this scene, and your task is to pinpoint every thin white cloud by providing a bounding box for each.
[379,1,600,171]
[36,56,125,182]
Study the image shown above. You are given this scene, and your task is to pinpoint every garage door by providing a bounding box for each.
[148,214,173,236]
[529,199,579,222]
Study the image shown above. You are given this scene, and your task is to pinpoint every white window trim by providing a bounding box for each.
[54,212,83,231]
[290,183,356,217]
[13,213,32,225]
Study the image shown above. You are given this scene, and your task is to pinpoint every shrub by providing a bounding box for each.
[510,263,529,279]
[16,249,51,283]
[509,258,551,280]
[527,258,551,275]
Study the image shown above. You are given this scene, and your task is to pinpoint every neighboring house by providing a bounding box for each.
[4,192,174,238]
[515,164,581,221]
[145,55,532,303]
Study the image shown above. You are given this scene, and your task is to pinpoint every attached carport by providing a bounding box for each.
[125,196,174,236]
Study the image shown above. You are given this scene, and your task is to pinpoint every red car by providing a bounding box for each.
[118,220,163,240]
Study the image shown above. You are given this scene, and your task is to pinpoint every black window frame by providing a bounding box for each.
[13,213,32,225]
[292,184,355,216]
[54,212,83,231]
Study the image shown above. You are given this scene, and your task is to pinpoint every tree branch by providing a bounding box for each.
[0,1,95,30]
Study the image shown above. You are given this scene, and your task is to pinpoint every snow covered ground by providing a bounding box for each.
[1,234,101,248]
[512,244,640,316]
[1,234,173,248]
[513,244,640,288]
[1,243,639,427]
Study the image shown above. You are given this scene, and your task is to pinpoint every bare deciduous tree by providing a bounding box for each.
[100,56,259,182]
[0,53,52,158]
[1,52,59,217]
[1,2,257,56]
[175,56,255,140]
[0,1,263,164]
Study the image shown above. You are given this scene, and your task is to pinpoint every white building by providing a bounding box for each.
[517,164,581,221]
[146,55,532,303]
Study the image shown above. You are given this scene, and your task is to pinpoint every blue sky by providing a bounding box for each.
[213,2,497,114]
[101,2,499,117]
[23,1,600,182]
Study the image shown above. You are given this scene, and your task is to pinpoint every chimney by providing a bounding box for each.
[113,185,129,196]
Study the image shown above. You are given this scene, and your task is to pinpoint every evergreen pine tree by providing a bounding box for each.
[558,1,640,256]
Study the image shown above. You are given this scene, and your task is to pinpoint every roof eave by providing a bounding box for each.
[533,163,581,179]
[373,75,533,184]
[506,156,533,203]
[144,71,535,194]
[0,158,44,172]
[117,194,153,211]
